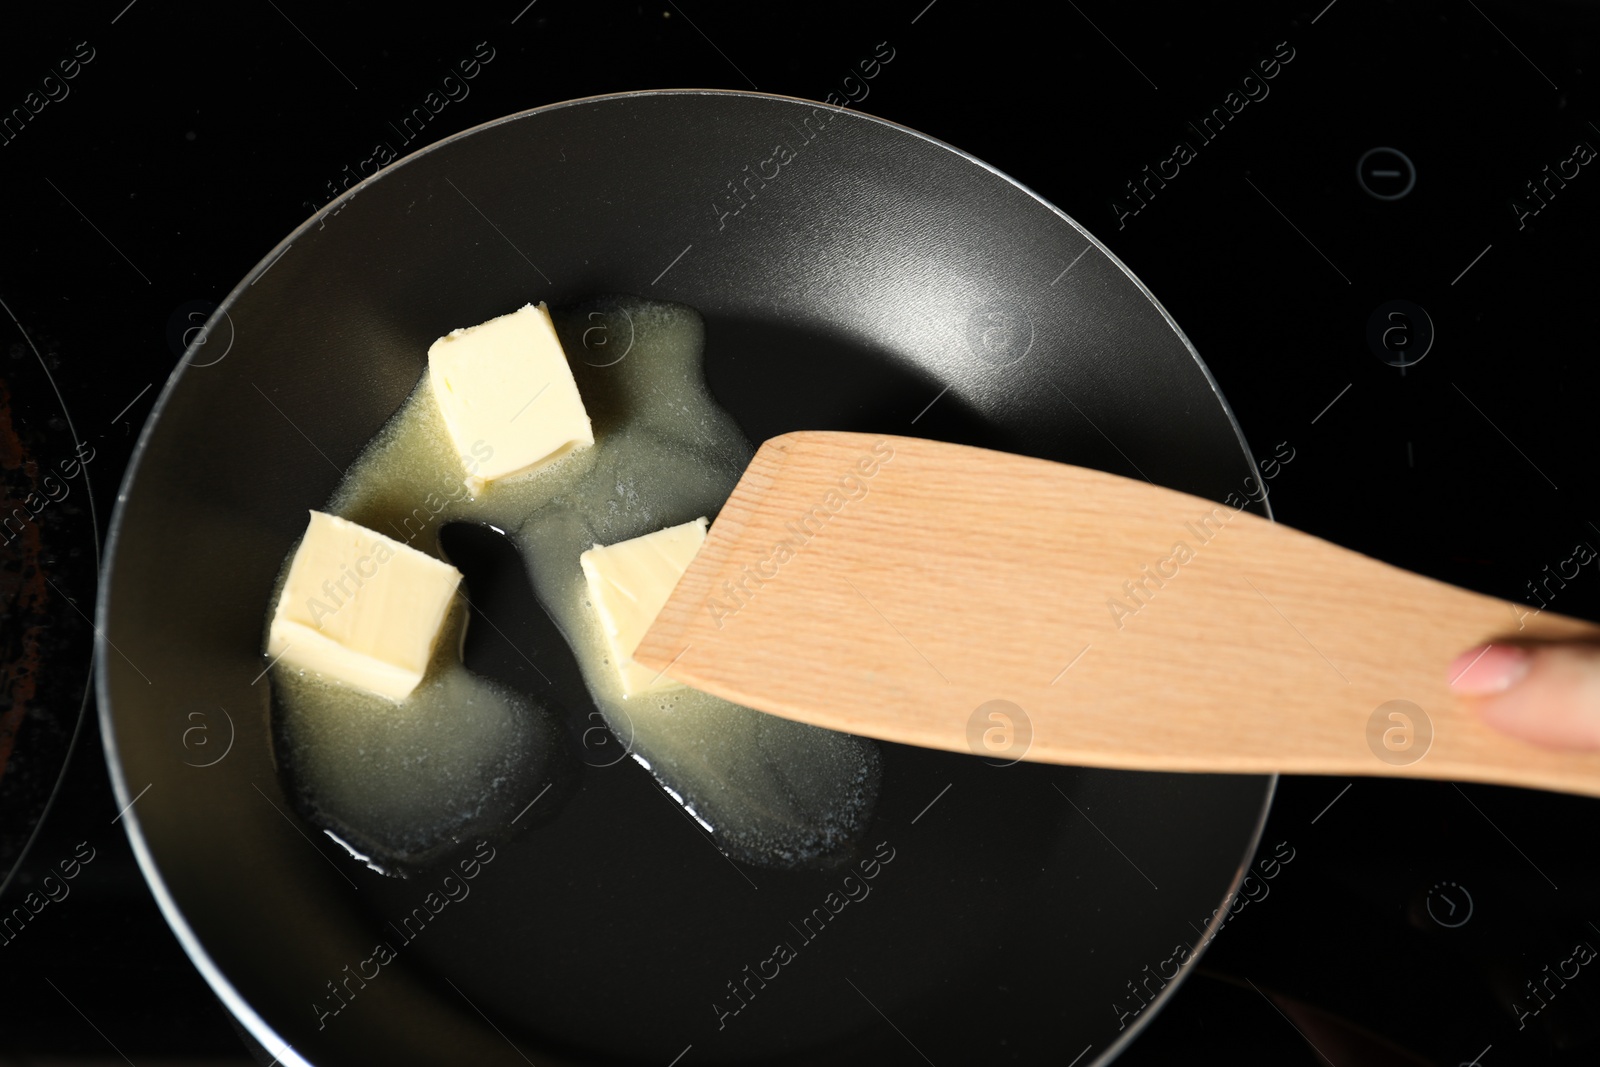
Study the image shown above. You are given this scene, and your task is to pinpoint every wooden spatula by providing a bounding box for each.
[633,431,1600,797]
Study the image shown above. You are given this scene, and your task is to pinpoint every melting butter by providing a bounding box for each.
[271,297,880,871]
[270,595,561,873]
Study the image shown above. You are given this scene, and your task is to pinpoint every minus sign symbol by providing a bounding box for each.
[1371,169,1402,177]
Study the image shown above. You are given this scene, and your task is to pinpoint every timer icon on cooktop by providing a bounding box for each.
[1425,881,1474,928]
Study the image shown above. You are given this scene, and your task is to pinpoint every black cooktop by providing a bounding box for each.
[5,1,1600,1063]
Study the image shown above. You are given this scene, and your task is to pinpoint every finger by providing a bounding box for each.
[1449,643,1600,750]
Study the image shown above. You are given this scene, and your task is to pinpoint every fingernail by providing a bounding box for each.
[1448,644,1531,694]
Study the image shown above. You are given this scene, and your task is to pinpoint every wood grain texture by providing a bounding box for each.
[633,431,1600,796]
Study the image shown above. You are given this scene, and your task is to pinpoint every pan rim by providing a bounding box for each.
[95,86,1278,1067]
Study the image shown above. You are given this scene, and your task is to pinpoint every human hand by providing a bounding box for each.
[1450,643,1600,749]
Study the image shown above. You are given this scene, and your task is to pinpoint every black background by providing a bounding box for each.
[4,0,1600,1063]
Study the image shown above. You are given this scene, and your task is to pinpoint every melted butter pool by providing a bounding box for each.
[270,297,881,871]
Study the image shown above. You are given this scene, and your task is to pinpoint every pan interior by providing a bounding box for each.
[98,91,1272,1066]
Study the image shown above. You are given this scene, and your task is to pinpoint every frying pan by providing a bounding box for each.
[98,90,1275,1065]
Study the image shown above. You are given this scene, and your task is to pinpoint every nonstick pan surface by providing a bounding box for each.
[98,90,1274,1066]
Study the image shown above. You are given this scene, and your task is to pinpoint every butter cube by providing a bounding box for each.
[580,518,709,697]
[428,302,594,496]
[267,511,461,700]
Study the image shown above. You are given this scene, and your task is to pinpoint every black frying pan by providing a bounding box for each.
[98,90,1274,1066]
